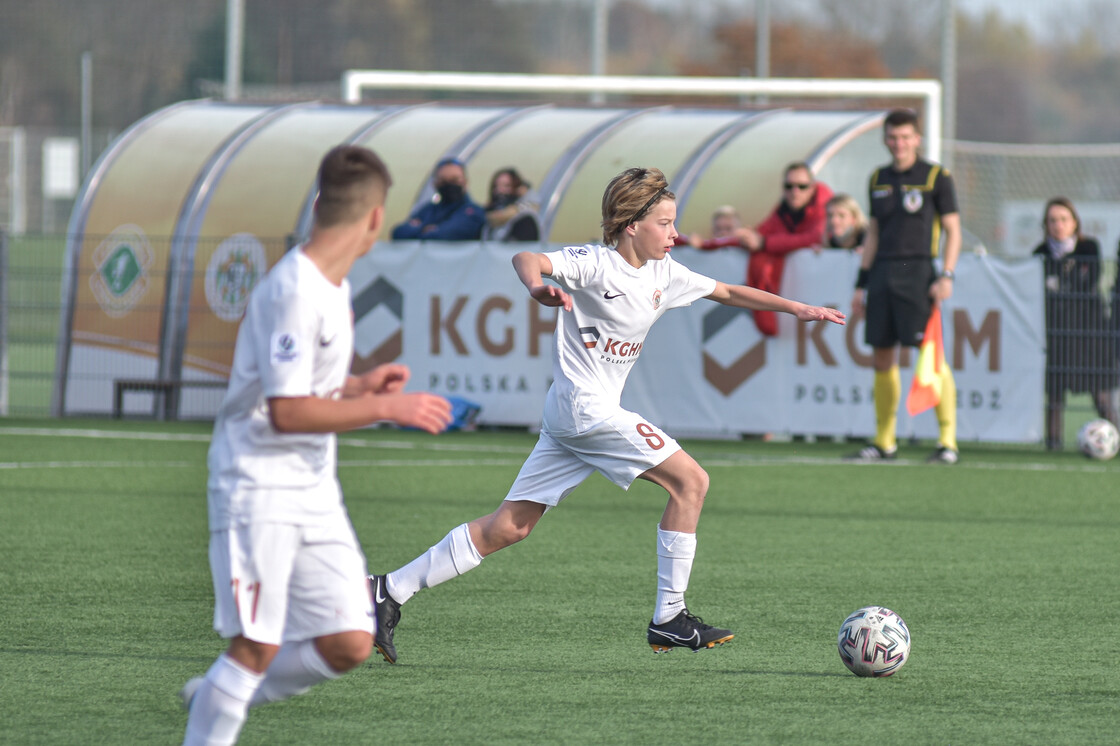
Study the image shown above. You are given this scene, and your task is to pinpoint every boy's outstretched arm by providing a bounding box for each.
[706,281,845,325]
[512,251,572,311]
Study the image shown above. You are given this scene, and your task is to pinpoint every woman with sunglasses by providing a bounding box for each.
[712,162,833,336]
[367,167,845,662]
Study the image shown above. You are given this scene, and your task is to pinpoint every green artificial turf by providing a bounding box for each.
[1,420,1117,744]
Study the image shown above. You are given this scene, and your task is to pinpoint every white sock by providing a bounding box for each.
[386,523,483,604]
[653,526,697,625]
[183,653,265,746]
[249,640,339,707]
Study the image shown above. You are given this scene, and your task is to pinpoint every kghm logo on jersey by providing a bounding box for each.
[89,224,154,318]
[579,326,600,349]
[206,232,267,322]
[601,337,643,359]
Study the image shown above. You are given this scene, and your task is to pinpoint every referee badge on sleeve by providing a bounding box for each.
[271,332,300,364]
[903,188,923,213]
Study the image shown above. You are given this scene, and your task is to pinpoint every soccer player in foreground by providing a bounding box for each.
[369,167,845,661]
[180,145,451,745]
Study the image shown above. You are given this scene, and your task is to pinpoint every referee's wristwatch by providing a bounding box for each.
[940,269,955,280]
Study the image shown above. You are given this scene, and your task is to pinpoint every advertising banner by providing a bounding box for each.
[62,237,1044,442]
[352,244,1045,443]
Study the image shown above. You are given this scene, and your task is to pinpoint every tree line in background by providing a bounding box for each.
[2,0,1120,143]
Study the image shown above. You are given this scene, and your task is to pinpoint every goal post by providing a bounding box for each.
[0,126,28,235]
[340,70,943,162]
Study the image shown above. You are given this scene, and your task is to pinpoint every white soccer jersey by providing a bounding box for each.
[542,244,717,434]
[207,248,355,529]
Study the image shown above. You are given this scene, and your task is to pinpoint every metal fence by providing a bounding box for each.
[3,231,1119,450]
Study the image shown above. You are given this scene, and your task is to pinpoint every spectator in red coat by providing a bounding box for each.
[725,163,833,336]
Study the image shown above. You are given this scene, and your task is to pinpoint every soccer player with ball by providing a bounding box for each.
[369,167,845,661]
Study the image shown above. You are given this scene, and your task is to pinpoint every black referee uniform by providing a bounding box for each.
[864,159,958,349]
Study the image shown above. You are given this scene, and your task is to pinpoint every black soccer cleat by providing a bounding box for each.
[647,609,734,653]
[369,574,401,664]
[926,446,959,465]
[843,444,897,462]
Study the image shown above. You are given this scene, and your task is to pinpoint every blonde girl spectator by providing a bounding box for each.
[824,194,867,251]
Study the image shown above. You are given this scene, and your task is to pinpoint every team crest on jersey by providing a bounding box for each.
[579,326,600,349]
[564,246,589,260]
[651,289,662,310]
[205,232,267,322]
[903,188,924,213]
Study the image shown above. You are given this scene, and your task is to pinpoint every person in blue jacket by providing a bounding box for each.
[391,158,486,241]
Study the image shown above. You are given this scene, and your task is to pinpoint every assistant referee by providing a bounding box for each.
[848,108,962,464]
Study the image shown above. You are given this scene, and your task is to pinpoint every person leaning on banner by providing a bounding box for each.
[391,158,486,241]
[482,167,541,242]
[847,108,961,465]
[823,193,868,252]
[675,205,742,249]
[1033,197,1119,451]
[697,163,833,336]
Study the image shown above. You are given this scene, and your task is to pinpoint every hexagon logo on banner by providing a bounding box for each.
[352,276,403,373]
[701,304,767,396]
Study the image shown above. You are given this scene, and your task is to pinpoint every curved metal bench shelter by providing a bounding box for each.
[54,99,887,416]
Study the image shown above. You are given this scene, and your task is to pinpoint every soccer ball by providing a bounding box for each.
[837,606,910,677]
[1077,419,1119,461]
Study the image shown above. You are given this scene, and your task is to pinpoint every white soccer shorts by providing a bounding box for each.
[504,408,681,506]
[209,508,373,645]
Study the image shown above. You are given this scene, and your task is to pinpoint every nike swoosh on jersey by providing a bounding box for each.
[319,336,335,347]
[603,291,626,299]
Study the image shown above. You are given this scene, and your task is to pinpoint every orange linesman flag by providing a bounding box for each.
[907,305,946,416]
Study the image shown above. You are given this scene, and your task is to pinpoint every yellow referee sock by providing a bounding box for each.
[874,367,900,453]
[935,368,958,451]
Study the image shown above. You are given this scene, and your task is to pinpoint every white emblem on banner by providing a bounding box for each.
[206,233,267,322]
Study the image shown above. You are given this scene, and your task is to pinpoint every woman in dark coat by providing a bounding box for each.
[1032,197,1118,450]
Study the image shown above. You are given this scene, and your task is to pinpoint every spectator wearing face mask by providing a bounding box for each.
[391,158,486,241]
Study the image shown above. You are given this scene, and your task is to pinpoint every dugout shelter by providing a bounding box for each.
[54,99,888,419]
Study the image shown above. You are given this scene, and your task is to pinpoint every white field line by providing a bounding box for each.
[0,426,212,442]
[0,427,529,453]
[337,459,523,468]
[0,427,1112,473]
[699,455,1116,473]
[0,460,197,470]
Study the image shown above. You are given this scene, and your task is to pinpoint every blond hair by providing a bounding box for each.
[825,193,867,230]
[600,167,675,245]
